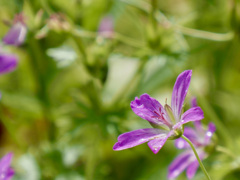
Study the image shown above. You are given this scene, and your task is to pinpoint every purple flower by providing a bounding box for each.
[98,16,114,38]
[113,70,204,154]
[168,98,216,179]
[3,13,27,46]
[0,53,18,75]
[0,153,14,180]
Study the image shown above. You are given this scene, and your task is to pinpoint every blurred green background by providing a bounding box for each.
[0,0,240,179]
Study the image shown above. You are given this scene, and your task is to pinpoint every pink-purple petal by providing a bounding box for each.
[0,53,18,75]
[175,127,197,149]
[168,151,194,179]
[0,153,14,180]
[130,94,171,126]
[175,138,188,149]
[3,22,27,46]
[191,98,205,133]
[191,97,197,107]
[0,153,13,169]
[184,127,198,139]
[113,128,168,151]
[171,70,192,121]
[186,151,206,179]
[204,122,216,144]
[181,107,204,124]
[186,160,199,179]
[147,133,170,154]
[194,120,204,133]
[5,167,14,180]
[98,16,114,37]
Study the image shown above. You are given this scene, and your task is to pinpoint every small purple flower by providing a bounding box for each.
[0,153,14,180]
[98,16,114,38]
[3,13,27,46]
[168,98,216,179]
[113,70,204,154]
[0,53,18,75]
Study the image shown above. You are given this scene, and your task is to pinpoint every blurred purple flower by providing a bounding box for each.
[98,16,114,38]
[113,70,204,154]
[0,153,14,180]
[168,98,216,179]
[0,53,18,75]
[3,13,27,46]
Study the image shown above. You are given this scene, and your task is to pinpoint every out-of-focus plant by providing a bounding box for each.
[0,0,239,180]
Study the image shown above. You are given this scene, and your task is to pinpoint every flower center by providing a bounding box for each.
[151,108,172,127]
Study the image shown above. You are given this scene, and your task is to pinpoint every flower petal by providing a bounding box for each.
[147,132,171,154]
[175,138,188,149]
[168,151,194,179]
[0,153,13,178]
[175,127,198,149]
[194,120,204,133]
[181,107,204,124]
[186,150,206,179]
[131,94,171,126]
[190,98,205,133]
[186,160,199,179]
[191,97,197,107]
[0,53,18,75]
[0,153,13,168]
[6,168,14,180]
[113,128,168,151]
[171,70,192,120]
[98,16,114,38]
[3,22,27,46]
[204,122,216,144]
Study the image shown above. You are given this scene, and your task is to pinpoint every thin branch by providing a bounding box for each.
[121,0,234,41]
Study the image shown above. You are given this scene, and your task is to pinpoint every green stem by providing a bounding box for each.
[70,32,87,62]
[72,29,146,49]
[181,135,212,180]
[216,146,240,167]
[40,0,53,15]
[114,32,146,48]
[28,36,56,142]
[216,146,237,160]
[121,0,234,42]
[150,0,158,31]
[174,26,234,41]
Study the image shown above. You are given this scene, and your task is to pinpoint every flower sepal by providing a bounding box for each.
[168,126,184,140]
[149,122,169,131]
[164,104,176,124]
[204,123,217,154]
